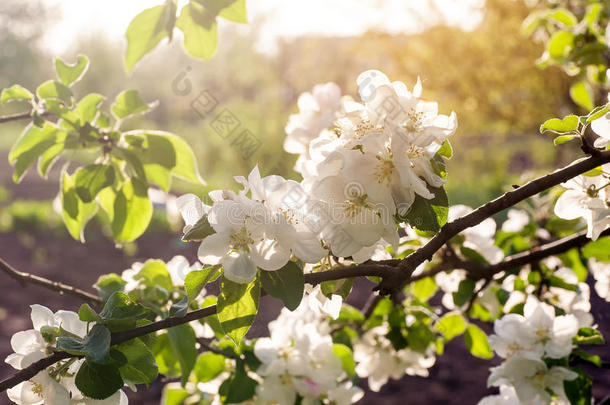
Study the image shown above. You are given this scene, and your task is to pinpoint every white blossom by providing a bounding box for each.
[353,324,435,392]
[588,258,610,301]
[502,209,530,233]
[554,171,610,241]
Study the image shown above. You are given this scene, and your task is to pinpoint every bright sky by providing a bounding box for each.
[42,0,484,55]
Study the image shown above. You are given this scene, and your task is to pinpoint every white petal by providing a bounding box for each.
[197,233,230,265]
[250,239,291,271]
[30,305,54,331]
[221,253,258,284]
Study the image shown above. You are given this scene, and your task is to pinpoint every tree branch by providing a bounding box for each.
[0,258,102,305]
[0,263,396,392]
[379,150,610,293]
[0,111,32,123]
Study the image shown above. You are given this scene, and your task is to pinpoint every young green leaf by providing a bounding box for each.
[125,3,176,72]
[75,360,124,400]
[217,276,261,345]
[1,84,33,103]
[436,313,466,341]
[182,215,215,241]
[74,164,115,203]
[539,115,579,134]
[56,324,111,363]
[36,80,73,106]
[136,259,174,291]
[9,123,65,182]
[111,89,157,120]
[403,186,448,232]
[332,344,356,377]
[184,265,222,302]
[116,338,159,385]
[452,278,476,307]
[78,304,102,323]
[167,324,198,385]
[194,352,226,382]
[75,93,105,124]
[55,55,89,87]
[411,277,438,302]
[464,324,493,359]
[111,177,153,243]
[176,2,219,60]
[217,0,247,23]
[569,80,594,111]
[260,261,304,311]
[218,360,257,404]
[94,274,127,303]
[60,172,99,242]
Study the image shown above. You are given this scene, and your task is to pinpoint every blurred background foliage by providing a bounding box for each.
[0,0,592,242]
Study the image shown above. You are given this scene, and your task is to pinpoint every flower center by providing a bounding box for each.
[30,380,43,398]
[401,110,424,133]
[345,194,373,218]
[374,155,395,185]
[230,227,254,251]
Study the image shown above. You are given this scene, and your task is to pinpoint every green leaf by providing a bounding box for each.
[126,130,203,189]
[111,89,156,120]
[99,292,148,331]
[404,186,448,232]
[554,134,577,145]
[9,123,66,182]
[78,304,101,323]
[116,338,158,385]
[75,360,123,400]
[136,259,174,290]
[540,115,579,134]
[564,368,592,405]
[582,237,610,262]
[586,105,609,123]
[75,93,105,124]
[548,30,574,59]
[60,172,99,242]
[452,278,476,307]
[161,386,189,405]
[411,277,437,302]
[194,352,226,382]
[436,313,466,341]
[55,55,89,86]
[167,324,198,385]
[153,334,181,377]
[56,324,111,363]
[184,265,222,302]
[36,80,73,106]
[169,297,189,318]
[74,164,115,203]
[437,139,453,158]
[547,8,577,26]
[573,327,605,345]
[260,261,304,311]
[182,215,215,241]
[1,84,33,103]
[38,134,67,178]
[332,344,355,377]
[177,2,219,60]
[94,274,126,303]
[464,324,493,359]
[569,81,594,111]
[218,360,257,404]
[218,0,247,23]
[125,4,176,72]
[111,178,153,243]
[217,276,261,345]
[572,348,601,367]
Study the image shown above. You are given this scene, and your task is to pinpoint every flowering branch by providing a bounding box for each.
[379,149,610,294]
[0,257,102,305]
[0,262,396,393]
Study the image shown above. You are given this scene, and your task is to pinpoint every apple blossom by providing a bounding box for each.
[588,258,610,301]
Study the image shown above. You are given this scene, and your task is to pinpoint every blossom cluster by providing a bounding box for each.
[5,305,127,405]
[479,296,579,405]
[181,70,457,284]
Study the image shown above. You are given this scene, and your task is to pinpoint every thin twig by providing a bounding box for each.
[0,111,32,123]
[0,258,102,305]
